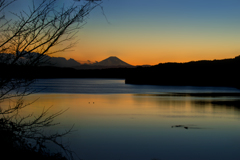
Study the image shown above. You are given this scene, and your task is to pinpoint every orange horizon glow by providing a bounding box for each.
[53,21,240,66]
[5,0,240,66]
[49,0,240,66]
[55,49,240,66]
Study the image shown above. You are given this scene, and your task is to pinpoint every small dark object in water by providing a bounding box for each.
[172,125,188,129]
[172,125,184,128]
[175,125,184,127]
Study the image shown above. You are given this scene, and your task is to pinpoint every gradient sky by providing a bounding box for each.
[7,0,240,65]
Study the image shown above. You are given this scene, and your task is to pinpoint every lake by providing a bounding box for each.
[11,79,240,160]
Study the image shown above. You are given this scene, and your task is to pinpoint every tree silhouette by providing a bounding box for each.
[0,0,102,159]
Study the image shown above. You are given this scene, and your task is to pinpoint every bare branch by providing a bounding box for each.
[0,0,103,159]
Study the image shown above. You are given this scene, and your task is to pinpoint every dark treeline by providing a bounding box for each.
[1,63,134,79]
[126,55,240,89]
[2,55,240,89]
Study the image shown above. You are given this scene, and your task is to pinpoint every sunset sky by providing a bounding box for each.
[8,0,240,65]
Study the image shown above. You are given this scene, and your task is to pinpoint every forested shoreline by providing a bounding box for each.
[2,55,240,89]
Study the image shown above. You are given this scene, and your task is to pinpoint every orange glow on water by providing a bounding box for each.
[10,93,238,123]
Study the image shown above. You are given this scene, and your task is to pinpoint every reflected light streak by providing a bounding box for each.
[10,93,240,126]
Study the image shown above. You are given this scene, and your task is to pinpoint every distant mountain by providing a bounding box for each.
[0,52,136,69]
[0,52,82,68]
[93,56,133,67]
[49,55,134,69]
[74,56,135,69]
[48,57,81,68]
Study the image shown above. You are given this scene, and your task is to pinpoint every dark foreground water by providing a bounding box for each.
[12,79,240,160]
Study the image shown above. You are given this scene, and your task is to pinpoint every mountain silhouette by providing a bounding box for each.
[93,56,132,67]
[49,57,81,68]
[0,52,136,69]
[74,56,135,69]
[47,55,134,69]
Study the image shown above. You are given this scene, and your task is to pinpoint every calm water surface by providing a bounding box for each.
[17,79,240,160]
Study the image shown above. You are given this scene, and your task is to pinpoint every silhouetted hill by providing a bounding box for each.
[0,53,136,69]
[75,56,135,69]
[0,52,82,68]
[2,54,240,89]
[49,57,81,68]
[93,56,132,67]
[45,55,135,69]
[125,56,240,89]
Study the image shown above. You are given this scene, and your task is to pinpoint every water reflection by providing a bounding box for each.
[6,93,239,160]
[133,93,240,119]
